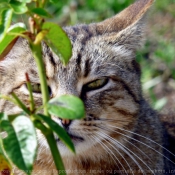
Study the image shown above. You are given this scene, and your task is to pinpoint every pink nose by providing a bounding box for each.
[60,119,71,129]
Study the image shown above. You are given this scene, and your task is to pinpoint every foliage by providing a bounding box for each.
[136,0,175,110]
[56,0,134,24]
[0,0,85,175]
[12,0,134,25]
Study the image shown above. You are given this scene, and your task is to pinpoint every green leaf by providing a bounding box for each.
[0,23,26,56]
[49,0,58,3]
[0,0,9,9]
[47,95,85,120]
[42,22,72,65]
[8,113,25,122]
[31,8,52,18]
[8,22,26,32]
[0,1,9,9]
[36,114,75,152]
[9,0,28,14]
[143,76,162,90]
[0,120,27,172]
[0,0,8,3]
[0,113,8,122]
[154,97,167,111]
[0,9,13,42]
[34,30,48,45]
[0,141,12,173]
[0,116,37,174]
[18,0,31,3]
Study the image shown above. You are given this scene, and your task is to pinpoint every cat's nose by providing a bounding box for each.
[60,119,71,129]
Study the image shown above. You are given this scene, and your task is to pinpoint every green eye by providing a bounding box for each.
[26,84,52,96]
[31,84,41,93]
[85,78,108,91]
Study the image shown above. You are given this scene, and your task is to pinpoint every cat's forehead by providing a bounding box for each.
[40,23,137,90]
[63,24,103,65]
[64,25,115,59]
[64,24,98,44]
[52,25,103,77]
[63,24,135,74]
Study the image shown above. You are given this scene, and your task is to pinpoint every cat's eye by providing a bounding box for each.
[31,84,42,93]
[84,78,108,91]
[25,83,52,96]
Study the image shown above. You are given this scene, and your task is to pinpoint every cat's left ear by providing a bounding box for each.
[96,0,154,51]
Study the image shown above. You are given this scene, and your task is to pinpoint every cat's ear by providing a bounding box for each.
[96,0,154,50]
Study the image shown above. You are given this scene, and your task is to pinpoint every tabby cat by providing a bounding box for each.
[0,0,175,174]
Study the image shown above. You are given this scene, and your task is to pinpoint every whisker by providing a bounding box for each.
[90,133,134,175]
[97,131,145,175]
[98,127,163,175]
[123,138,154,164]
[98,118,127,122]
[108,122,175,157]
[106,124,175,165]
[90,134,122,172]
[108,125,175,164]
[85,130,122,171]
[95,132,132,175]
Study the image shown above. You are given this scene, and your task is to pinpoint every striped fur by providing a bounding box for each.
[0,0,175,174]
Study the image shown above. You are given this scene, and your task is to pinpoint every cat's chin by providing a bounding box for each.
[57,136,95,158]
[37,129,91,158]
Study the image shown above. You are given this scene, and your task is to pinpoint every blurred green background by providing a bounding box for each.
[13,0,175,112]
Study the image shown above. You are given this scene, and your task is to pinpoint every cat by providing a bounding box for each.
[0,0,175,174]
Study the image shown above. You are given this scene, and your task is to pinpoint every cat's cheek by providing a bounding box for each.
[36,130,50,150]
[1,104,23,115]
[57,139,92,158]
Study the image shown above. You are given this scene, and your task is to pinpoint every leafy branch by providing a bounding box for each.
[0,0,85,175]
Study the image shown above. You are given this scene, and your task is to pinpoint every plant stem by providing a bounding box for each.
[30,37,66,175]
[11,92,30,115]
[26,73,35,112]
[46,133,66,175]
[30,43,49,116]
[34,119,66,175]
[40,0,48,8]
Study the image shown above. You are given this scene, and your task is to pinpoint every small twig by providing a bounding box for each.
[25,73,35,113]
[11,92,30,115]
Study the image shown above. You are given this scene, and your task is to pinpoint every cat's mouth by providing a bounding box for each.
[68,133,84,142]
[55,132,84,143]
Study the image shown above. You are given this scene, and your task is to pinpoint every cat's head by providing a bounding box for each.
[0,0,153,160]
